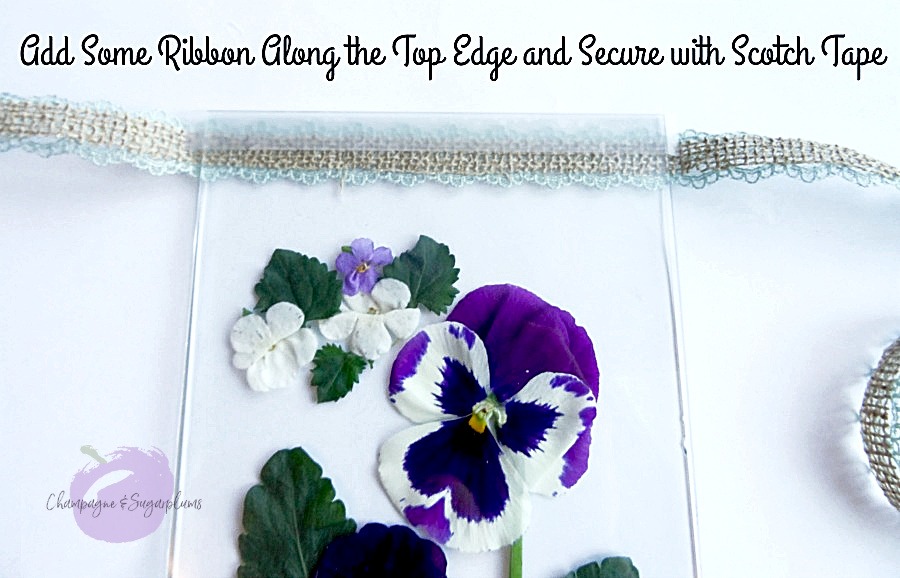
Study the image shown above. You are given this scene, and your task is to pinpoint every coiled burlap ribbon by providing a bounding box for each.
[861,339,900,511]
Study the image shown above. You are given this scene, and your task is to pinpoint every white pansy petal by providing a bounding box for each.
[371,278,412,310]
[382,308,421,340]
[264,302,306,342]
[230,313,272,356]
[287,328,317,366]
[318,311,359,341]
[497,372,597,496]
[244,340,302,392]
[232,352,256,370]
[389,322,490,423]
[348,315,392,360]
[378,419,530,552]
[344,291,378,314]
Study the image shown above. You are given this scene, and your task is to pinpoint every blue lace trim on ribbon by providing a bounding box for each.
[2,94,899,193]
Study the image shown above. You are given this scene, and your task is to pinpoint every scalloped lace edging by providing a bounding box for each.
[2,94,899,190]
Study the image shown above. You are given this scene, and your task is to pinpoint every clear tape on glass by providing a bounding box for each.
[3,93,900,189]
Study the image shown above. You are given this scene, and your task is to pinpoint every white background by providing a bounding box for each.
[172,173,691,578]
[3,1,900,577]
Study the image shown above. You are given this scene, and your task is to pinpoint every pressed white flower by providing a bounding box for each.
[318,278,421,360]
[230,302,317,392]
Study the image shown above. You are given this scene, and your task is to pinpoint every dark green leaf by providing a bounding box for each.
[254,249,342,321]
[310,344,367,403]
[382,235,459,314]
[565,557,640,578]
[238,447,356,578]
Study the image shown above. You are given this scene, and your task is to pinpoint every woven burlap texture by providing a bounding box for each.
[673,132,900,181]
[4,94,900,185]
[0,96,191,164]
[861,338,900,511]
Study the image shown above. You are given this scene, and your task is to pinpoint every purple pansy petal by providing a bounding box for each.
[381,287,599,552]
[559,406,596,490]
[313,523,447,578]
[389,322,490,424]
[497,400,561,456]
[371,246,394,266]
[498,372,596,496]
[447,285,600,401]
[378,420,530,552]
[405,419,509,523]
[434,359,488,417]
[390,331,430,395]
[350,237,375,261]
[405,499,452,544]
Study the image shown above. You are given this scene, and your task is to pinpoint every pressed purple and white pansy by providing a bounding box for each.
[378,284,599,552]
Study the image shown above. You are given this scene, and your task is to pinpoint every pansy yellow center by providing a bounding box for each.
[468,394,506,434]
[355,262,370,273]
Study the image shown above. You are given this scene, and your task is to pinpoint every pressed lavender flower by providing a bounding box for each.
[335,238,393,296]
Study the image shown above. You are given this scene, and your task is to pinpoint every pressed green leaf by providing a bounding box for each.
[565,557,640,578]
[238,447,356,578]
[254,249,342,321]
[382,235,459,314]
[311,344,367,403]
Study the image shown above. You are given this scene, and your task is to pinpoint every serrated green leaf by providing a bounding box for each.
[254,249,342,321]
[382,235,459,314]
[238,447,356,578]
[311,344,367,403]
[565,557,640,578]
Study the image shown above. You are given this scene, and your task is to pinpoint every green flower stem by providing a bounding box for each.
[509,536,523,578]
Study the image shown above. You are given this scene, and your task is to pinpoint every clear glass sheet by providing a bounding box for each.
[169,113,696,577]
[1,151,197,578]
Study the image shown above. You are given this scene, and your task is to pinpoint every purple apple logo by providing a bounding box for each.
[69,445,175,543]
